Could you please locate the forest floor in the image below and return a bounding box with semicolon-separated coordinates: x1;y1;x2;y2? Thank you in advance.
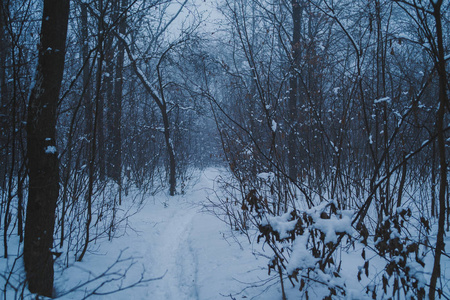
1;168;449;299
54;168;281;300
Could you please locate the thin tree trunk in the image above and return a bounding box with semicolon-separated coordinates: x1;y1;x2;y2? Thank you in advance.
0;0;8;192
288;0;301;181
0;0;10;257
4;87;15;258
97;0;106;181
17;163;24;243
431;140;437;217
107;0;125;184
105;10;115;180
98;93;106;180
82;3;93;165
114;0;126;198
396;152;407;208
78;0;105;262
162;108;176;196
24;0;70;296
429;1;447;298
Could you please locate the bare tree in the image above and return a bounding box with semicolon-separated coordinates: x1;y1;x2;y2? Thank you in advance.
426;1;448;297
24;0;70;296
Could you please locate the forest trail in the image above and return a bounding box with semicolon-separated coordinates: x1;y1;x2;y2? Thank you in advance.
129;168;257;300
144;197;199;300
54;168;273;300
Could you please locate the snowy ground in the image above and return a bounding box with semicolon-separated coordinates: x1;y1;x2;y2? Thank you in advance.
53;168;283;300
2;168;449;299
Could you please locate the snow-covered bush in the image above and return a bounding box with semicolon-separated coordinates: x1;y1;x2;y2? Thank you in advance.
360;207;428;299
210;166;441;299
243;189;354;299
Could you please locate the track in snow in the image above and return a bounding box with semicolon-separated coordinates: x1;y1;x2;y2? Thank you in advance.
146;201;199;300
56;169;273;300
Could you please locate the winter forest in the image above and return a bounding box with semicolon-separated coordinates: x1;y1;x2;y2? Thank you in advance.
0;0;449;299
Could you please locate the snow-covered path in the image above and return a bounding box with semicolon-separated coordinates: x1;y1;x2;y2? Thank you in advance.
143;198;199;299
55;168;276;300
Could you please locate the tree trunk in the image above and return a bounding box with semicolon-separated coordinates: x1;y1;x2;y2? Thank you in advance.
113;0;126;199
105;12;115;180
288;0;301;181
0;0;8;192
162;107;176;196
82;3;93;166
97;0;106;181
107;0;125;184
17;163;25;243
78;0;106;262
24;0;70;296
431;140;437;217
98;92;106;181
429;1;447;298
